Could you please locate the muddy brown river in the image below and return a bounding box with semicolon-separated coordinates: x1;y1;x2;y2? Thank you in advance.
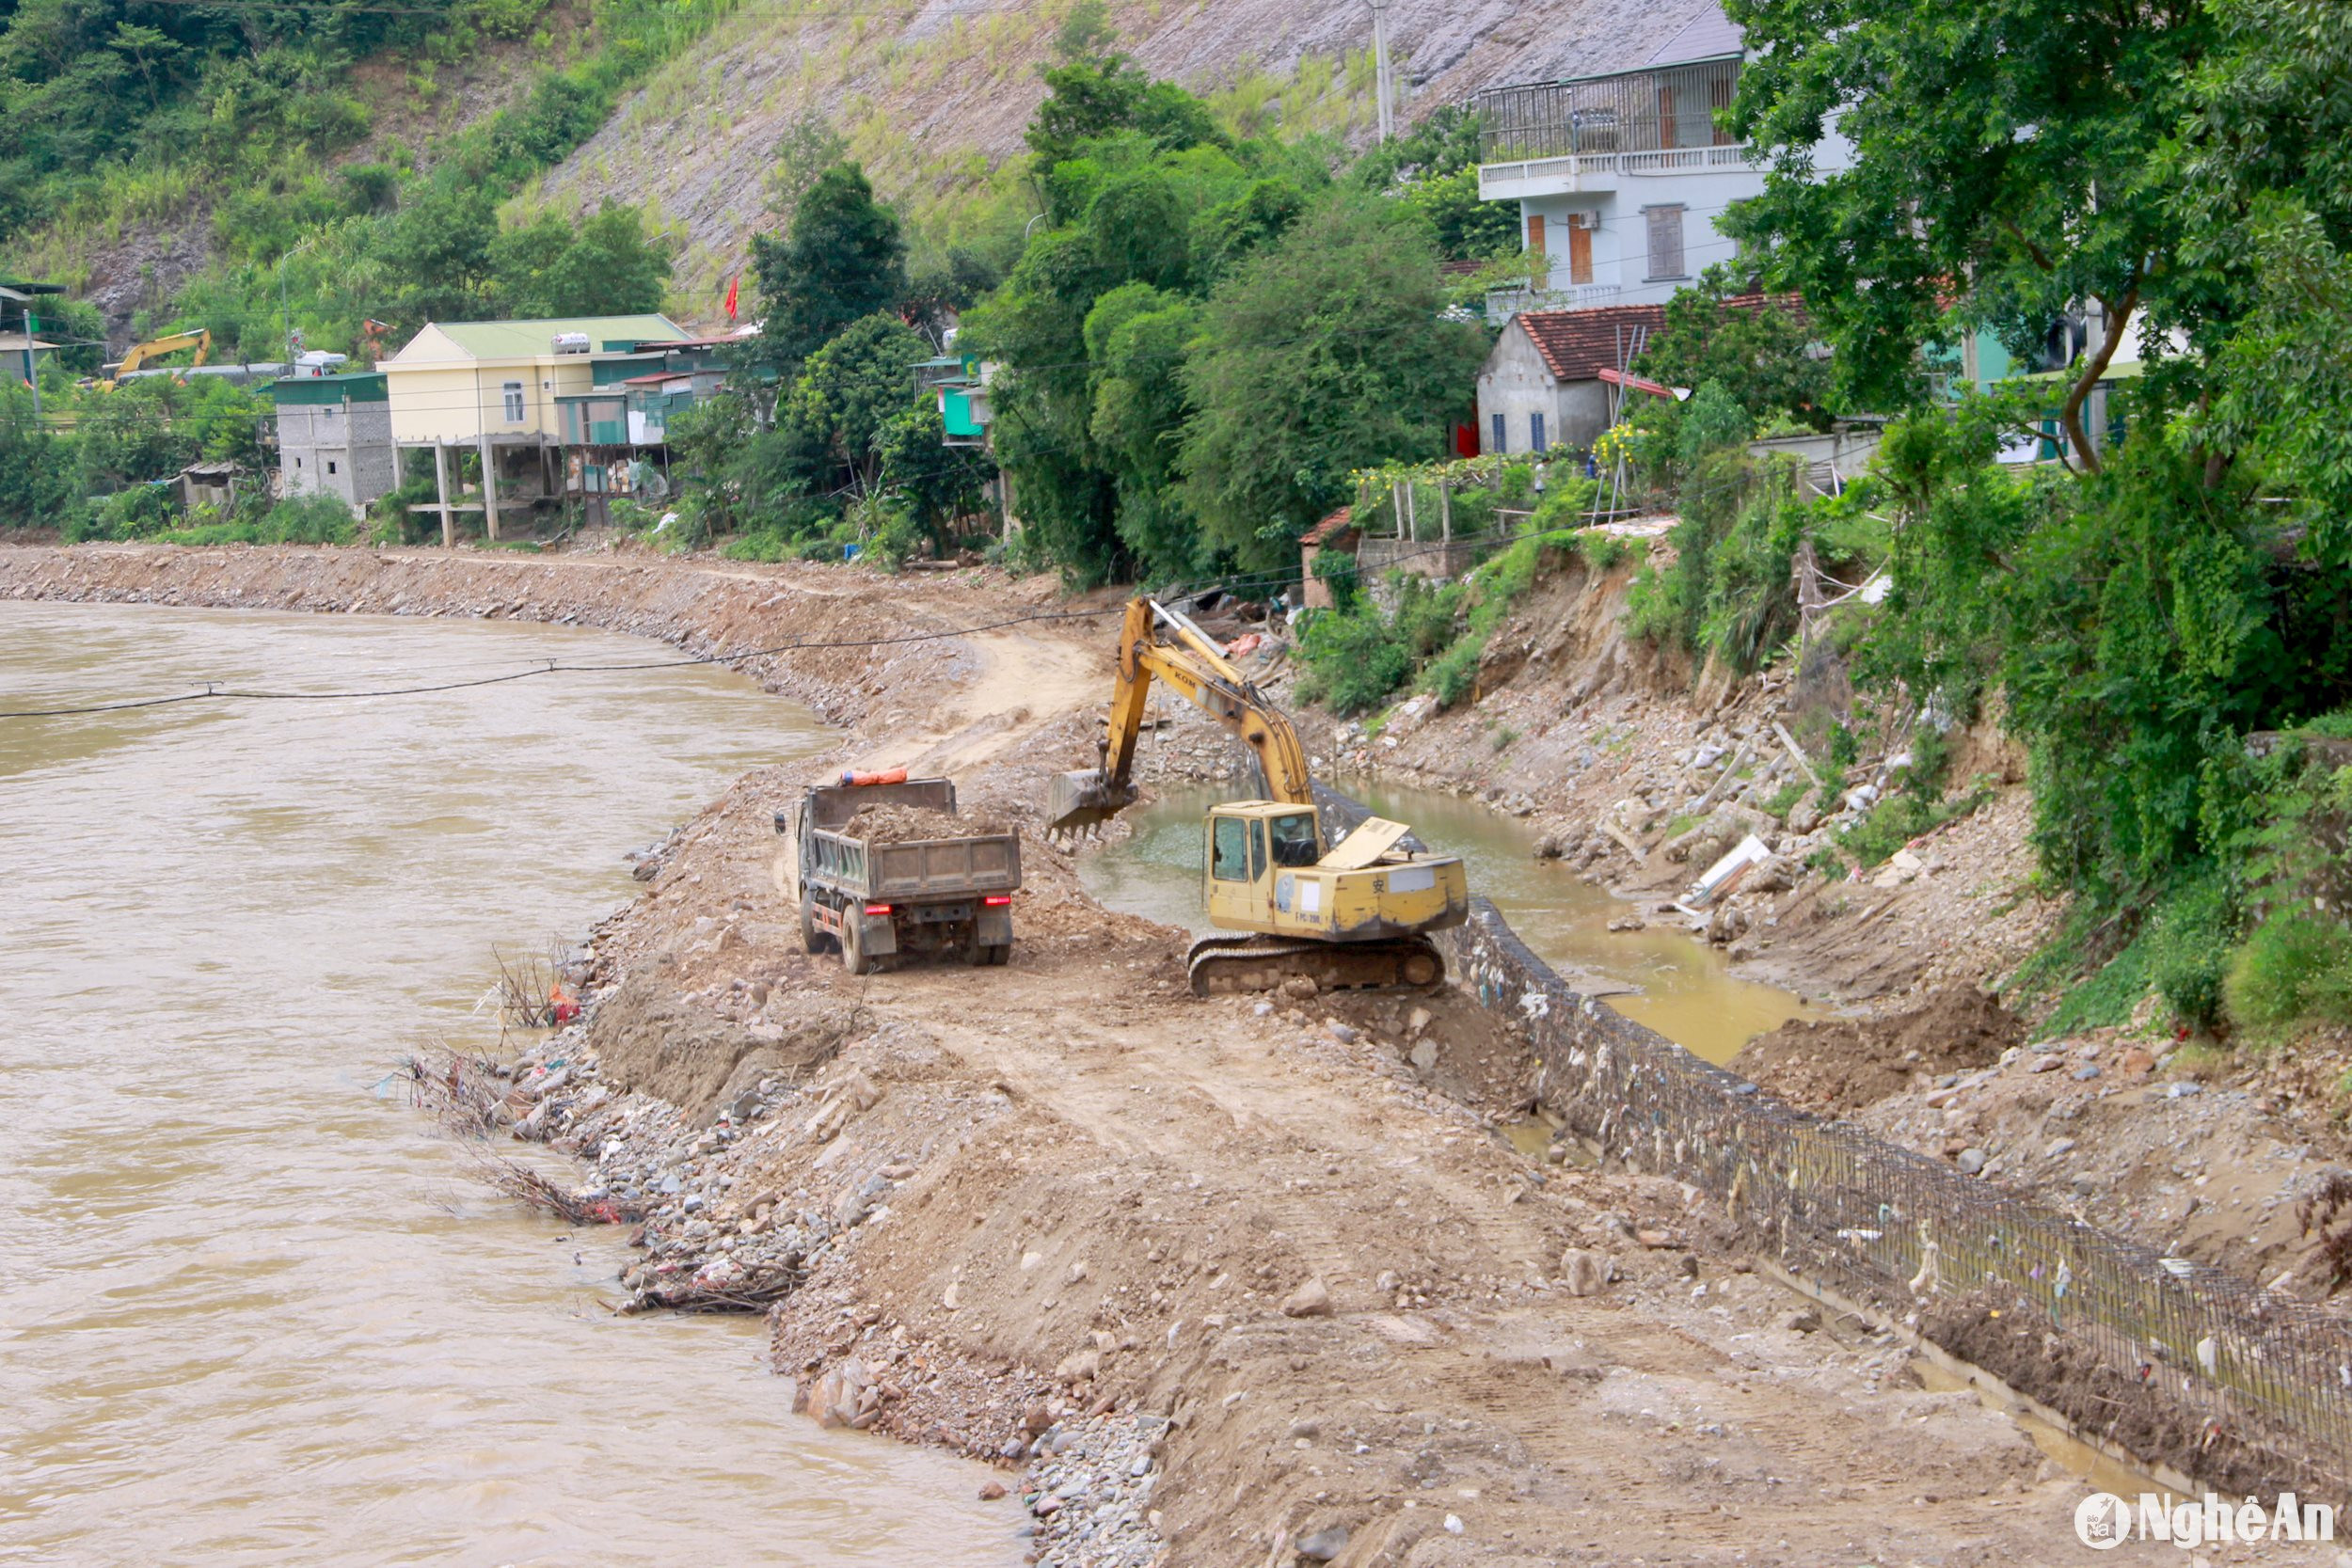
0;602;1017;1567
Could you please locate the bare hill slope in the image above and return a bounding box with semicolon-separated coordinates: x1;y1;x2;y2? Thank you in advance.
529;0;1715;310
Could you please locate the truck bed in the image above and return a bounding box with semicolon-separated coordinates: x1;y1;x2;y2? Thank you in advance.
793;777;1023;903
805;828;1021;901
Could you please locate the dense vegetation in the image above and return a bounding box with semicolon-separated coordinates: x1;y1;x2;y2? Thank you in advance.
1591;0;2352;1042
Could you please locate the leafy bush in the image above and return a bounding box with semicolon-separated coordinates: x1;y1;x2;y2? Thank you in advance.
2225;910;2352;1039
1296;600;1414;714
1836;785;1988;869
2144;874;2237;1032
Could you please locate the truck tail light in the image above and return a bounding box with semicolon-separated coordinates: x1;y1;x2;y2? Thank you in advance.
982;895;1011;907
864;903;893;916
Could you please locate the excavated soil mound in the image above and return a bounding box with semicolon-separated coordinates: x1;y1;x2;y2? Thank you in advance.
1734;984;2025;1117
589;970;856;1116
842;803;1005;843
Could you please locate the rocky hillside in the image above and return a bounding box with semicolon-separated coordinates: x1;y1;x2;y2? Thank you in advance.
531;0;1716;307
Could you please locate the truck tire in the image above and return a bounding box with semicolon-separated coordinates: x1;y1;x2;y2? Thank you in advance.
985;943;1011;966
966;933;1008;966
800;891;834;955
840;916;874;976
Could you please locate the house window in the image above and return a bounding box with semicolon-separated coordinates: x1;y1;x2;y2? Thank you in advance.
1531;412;1548;453
294;457;303;468
327;460;338;475
1645;205;1687;280
1490;412;1507;454
502;382;525;422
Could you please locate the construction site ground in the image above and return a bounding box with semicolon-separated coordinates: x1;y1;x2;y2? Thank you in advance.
3;541;2337;1565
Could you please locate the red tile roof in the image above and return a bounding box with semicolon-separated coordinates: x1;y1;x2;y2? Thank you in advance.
1513;293;1801;383
1516;305;1669;383
1302;507;1356;546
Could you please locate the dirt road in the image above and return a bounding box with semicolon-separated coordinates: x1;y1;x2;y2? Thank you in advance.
5;543;2301;1564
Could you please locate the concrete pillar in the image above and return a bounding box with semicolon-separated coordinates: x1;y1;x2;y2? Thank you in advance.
432;443;455;547
477;433;501;541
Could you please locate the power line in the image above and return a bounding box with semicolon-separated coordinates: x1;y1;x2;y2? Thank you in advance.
0;603;1121;720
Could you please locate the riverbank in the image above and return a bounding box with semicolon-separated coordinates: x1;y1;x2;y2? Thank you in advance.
2;542;2317;1563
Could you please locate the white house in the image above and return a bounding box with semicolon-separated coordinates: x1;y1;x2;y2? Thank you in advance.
1476;1;1851;315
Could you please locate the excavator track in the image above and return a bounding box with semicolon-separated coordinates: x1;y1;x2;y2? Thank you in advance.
1184;933;1446;998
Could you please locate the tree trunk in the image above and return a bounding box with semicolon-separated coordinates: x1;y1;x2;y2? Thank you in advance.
2059;279;2140;476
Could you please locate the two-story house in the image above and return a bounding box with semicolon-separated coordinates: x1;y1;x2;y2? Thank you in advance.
1475;2;1849;317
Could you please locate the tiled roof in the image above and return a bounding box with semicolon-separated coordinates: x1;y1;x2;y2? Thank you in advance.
1302;507;1356;546
1515;305;1670;383
1513;293;1799;383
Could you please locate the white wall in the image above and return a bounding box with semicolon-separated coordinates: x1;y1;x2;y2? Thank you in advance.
1474;322;1616;457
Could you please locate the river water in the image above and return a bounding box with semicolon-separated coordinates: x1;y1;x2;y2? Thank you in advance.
1082;782;1806;1064
0;602;1017;1568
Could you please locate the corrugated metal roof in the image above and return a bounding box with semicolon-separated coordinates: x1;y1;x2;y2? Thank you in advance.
1645;1;1741;67
272;372;389;404
400;315;689;361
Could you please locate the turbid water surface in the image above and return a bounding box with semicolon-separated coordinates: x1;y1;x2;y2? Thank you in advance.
0;600;1018;1568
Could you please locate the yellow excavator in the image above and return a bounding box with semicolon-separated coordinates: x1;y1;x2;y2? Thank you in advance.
100;328;211;389
1049;597;1470;995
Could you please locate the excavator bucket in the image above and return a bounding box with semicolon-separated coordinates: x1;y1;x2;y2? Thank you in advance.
1045;768;1137;835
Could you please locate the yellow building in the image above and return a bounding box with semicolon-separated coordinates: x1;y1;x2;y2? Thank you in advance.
380;314;689;542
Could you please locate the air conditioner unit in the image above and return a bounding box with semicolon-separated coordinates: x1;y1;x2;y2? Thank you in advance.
551;332;592;355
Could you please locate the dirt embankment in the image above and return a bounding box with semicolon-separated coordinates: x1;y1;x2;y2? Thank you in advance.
9;540;2306;1563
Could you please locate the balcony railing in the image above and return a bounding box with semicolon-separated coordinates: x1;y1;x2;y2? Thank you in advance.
1486;281;1622;320
1480;59;1742;163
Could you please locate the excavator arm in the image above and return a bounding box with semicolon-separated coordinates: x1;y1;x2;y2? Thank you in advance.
104;329;212;388
1048;598;1311;832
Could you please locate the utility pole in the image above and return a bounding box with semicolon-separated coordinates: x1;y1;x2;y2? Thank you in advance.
1371;0;1394;141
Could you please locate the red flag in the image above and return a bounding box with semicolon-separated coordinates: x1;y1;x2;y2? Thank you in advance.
723;274;739;323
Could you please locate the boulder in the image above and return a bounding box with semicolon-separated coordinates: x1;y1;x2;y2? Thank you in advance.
1559;1248;1615;1297
1281;1276;1334;1317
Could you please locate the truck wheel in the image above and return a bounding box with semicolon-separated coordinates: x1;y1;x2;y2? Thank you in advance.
984;943;1011;966
800;892;833;955
840;917;874;976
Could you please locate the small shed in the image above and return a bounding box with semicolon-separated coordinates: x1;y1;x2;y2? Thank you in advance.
1299;508;1359;609
177;461;239;512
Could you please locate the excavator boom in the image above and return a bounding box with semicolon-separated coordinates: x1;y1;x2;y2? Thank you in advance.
103;328;212;389
1046;598;1311;833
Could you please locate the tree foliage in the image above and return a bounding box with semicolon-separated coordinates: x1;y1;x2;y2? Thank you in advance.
748;162;909;372
1724;0;2215;465
1180;190;1487;573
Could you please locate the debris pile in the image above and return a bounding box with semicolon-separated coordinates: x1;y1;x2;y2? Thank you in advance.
843;802;972;843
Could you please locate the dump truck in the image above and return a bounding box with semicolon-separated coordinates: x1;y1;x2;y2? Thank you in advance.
1047;597;1469;995
779;774;1020;974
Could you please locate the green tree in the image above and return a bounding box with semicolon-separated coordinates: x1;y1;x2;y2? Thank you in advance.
1723;0;2217;464
1179;190;1487;572
1636;266;1831;432
2176;0;2352;537
748;162;908;372
1084;281;1200;578
492;200;673;319
379;182;501;330
782;312;930;493
1025;56;1227;210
